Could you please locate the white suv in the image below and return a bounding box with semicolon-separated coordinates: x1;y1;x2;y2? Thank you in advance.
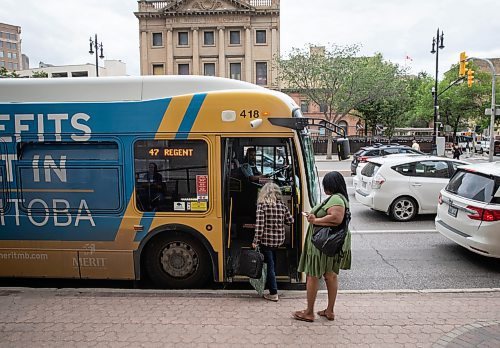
435;162;500;258
355;155;468;221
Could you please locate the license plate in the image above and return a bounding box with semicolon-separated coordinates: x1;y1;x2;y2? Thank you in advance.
362;181;367;189
448;205;458;217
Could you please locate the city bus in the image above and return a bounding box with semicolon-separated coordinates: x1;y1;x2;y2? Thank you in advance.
0;76;331;288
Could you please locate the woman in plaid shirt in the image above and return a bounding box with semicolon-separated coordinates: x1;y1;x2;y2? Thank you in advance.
252;182;294;302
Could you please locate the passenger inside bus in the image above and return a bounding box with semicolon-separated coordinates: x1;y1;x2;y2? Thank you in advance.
136;163;166;211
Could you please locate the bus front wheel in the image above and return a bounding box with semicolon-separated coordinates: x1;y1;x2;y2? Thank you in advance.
144;232;210;288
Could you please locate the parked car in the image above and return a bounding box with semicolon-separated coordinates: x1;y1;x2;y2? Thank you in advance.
474;139;490;154
435;162;500;258
354;155;468;221
350;144;423;175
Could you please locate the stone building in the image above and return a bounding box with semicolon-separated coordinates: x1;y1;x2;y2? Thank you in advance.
135;0;280;89
0;22;23;71
134;0;359;135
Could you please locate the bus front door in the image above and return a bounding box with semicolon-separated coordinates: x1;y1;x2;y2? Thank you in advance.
221;137;302;283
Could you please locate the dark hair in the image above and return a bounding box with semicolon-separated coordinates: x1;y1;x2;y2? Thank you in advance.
322;171;349;201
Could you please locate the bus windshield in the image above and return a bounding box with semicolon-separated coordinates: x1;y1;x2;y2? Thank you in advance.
294;110;320;206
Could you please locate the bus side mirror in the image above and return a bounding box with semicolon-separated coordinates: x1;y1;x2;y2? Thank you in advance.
337;138;350;160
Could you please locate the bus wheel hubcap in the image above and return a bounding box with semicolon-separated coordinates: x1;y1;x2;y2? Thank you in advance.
160;241;198;278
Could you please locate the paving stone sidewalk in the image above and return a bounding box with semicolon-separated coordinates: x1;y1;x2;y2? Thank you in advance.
0;288;499;347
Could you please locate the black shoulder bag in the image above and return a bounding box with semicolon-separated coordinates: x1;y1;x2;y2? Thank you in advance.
311;195;350;257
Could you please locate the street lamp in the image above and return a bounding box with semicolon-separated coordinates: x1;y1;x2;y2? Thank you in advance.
430;28;444;155
89;34;104;77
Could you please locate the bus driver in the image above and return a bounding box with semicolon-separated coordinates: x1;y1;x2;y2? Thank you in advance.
241;148;265;183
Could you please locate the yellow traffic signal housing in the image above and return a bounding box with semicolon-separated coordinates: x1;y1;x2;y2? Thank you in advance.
467;68;475;87
459;51;468;77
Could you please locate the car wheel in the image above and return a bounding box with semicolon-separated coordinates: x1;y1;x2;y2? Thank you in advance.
144;232;211;288
390;196;418;222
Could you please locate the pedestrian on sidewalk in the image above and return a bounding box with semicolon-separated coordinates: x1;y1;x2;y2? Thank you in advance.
293;171;351;322
252;182;294;302
412;139;420;151
452;144;462;160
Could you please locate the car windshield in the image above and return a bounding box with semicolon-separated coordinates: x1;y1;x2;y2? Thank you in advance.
446;170;500;204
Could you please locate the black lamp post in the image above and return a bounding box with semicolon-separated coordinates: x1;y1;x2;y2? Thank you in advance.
430;28;444;154
89;34;104;77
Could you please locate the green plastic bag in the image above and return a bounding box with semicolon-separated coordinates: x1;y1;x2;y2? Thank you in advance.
249;263;267;296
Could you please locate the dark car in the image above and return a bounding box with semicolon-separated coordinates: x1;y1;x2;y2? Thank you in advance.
350;144;424;175
495;138;500;156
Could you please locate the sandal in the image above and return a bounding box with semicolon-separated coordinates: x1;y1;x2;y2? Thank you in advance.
292;310;314;322
317;309;335;321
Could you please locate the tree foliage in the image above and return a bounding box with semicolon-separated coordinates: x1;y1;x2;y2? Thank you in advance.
32;71;48;78
0;67;19;78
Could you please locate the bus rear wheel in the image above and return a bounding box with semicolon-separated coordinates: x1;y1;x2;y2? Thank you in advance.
144;232;210;289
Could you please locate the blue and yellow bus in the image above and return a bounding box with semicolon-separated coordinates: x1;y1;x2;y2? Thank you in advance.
0;76;323;288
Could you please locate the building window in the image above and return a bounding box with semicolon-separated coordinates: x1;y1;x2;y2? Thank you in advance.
256;30;266;44
319;104;328;113
0;51;3;58
178;32;188;46
7;62;13;70
153;64;165;75
203;31;214;46
178;64;189;75
12;52;17;59
134;139;209;213
338;121;348;136
0;41;3;47
152;32;163;47
204;63;215;76
230;63;241;80
13;63;18;70
71;71;89;77
7;52;12;59
230;30;240;45
300;100;309;113
52;72;68;78
0;62;4;67
255;62;267;85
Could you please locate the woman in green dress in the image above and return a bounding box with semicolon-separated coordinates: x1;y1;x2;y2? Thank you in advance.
293;171;351;322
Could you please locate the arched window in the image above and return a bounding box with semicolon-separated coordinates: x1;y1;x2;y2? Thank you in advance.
356;122;364;136
337;120;348;137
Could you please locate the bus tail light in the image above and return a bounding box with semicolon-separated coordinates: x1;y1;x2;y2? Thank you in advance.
466;206;500;221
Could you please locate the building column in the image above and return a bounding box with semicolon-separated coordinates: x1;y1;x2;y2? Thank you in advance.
166;28;174;74
192;28;199;75
271;27;278;88
218;27;225;77
140;30;148;75
245;27;252;83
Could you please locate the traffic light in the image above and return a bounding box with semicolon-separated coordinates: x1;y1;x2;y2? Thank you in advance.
459;51;468;77
467;68;475;87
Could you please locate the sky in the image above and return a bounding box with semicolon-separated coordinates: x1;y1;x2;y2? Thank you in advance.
2;0;500;78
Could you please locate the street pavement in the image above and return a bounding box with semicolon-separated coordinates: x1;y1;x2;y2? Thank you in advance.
0;287;499;347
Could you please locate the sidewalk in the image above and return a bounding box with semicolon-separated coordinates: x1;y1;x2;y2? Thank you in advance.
0;288;499;347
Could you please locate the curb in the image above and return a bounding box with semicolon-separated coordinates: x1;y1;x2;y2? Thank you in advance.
3;287;500;298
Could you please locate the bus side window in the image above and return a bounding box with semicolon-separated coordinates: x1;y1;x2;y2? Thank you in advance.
134;139;208;213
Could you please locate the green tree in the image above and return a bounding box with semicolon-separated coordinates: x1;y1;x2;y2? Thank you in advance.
32;71;48;78
438;62;491;143
0;67;20;78
278;45;405;158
